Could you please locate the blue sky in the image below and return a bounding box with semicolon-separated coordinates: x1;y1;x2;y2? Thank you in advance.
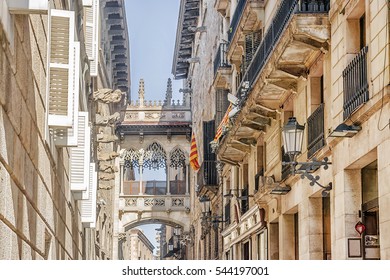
125;0;183;102
124;0;182;255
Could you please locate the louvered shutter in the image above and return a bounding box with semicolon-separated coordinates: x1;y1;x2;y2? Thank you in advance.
52;42;80;147
48;9;75;128
84;0;99;76
70;112;90;192
81;163;97;227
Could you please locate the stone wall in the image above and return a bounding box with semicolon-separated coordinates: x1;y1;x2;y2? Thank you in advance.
0;11;82;259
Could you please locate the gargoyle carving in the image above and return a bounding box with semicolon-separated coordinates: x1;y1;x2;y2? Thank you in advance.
93;88;124;104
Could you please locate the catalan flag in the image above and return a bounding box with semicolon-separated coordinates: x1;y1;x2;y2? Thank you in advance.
214;104;232;142
190;132;200;171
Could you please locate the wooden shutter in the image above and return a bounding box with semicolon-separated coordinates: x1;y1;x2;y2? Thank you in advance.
48;9;75;128
84;0;99;76
70;112;90;192
81;163;97;227
52;42;80;147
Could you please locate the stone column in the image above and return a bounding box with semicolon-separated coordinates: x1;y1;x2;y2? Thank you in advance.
299;197;323;259
279;214;295;259
166;159;171;195
139;164;144;195
119;161;124;195
377;140;390;259
332;169;361;259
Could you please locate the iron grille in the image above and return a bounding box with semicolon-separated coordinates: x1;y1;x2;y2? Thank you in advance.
307;103;325;158
343;46;369;120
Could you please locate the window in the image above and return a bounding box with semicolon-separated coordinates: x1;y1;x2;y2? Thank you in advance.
242;240;251;260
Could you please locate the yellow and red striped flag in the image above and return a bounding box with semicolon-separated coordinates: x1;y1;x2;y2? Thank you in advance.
190;132;200;171
214;104;232;142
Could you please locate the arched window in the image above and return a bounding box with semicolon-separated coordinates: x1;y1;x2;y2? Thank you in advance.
170;147;186;169
170;147;186;194
143;142;167;170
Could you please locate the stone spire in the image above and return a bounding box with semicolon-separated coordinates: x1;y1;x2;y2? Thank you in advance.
138;79;145;105
164;78;172;105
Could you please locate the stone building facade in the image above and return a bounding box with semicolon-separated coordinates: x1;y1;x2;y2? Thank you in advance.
119;228;155;260
173;0;390;260
0;0;130;260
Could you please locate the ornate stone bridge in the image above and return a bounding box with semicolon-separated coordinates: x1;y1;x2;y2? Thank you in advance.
113;79;192;258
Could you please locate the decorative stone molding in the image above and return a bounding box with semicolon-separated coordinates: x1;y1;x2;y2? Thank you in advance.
172;112;185;118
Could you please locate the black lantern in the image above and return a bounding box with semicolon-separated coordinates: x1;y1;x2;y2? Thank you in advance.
199;195;211;216
281;117;332;194
282;117;305;161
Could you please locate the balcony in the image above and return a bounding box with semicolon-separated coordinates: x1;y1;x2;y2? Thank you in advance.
197;160;219;193
213;42;232;89
227;0;266;65
228;0;247;43
122;180;185;195
236;0;330;109
307;103;325;158
343;46;369;120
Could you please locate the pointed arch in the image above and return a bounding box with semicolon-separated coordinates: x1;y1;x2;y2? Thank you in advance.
123;148;140;168
170;147;186;169
143;142;167;170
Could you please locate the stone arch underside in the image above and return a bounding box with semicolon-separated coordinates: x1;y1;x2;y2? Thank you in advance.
122;213;191;232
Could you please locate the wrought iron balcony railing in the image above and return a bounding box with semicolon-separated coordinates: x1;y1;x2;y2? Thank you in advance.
237;0;330;104
213;42;231;76
228;0;247;43
343;46;369;120
307;103;325;158
197;160;219;192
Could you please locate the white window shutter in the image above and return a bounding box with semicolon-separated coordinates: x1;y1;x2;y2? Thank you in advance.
48;9;75;128
81;163;97;227
52;42;80;147
70;112;90;192
84;0;99;76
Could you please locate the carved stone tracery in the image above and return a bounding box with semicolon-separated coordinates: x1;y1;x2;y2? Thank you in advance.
170;148;186;169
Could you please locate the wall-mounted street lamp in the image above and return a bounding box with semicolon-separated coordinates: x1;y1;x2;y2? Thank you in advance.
199;195;211;217
199;195;227;230
282;117;332;194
